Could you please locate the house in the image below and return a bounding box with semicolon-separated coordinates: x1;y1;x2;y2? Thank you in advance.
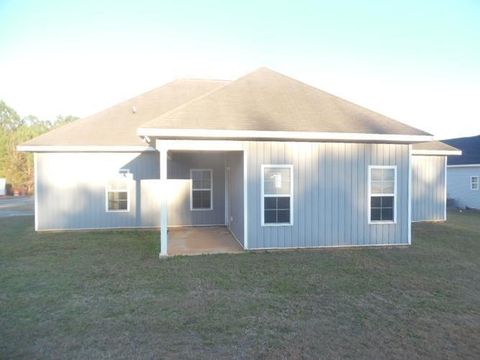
18;68;460;256
443;135;480;209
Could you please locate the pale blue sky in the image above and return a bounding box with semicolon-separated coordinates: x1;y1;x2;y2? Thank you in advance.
0;0;479;138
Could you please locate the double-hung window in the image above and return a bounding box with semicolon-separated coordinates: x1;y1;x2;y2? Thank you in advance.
369;166;396;223
106;172;130;212
262;165;293;226
191;169;213;210
471;176;479;191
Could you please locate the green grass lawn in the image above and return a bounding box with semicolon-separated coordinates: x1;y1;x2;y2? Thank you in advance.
1;211;479;359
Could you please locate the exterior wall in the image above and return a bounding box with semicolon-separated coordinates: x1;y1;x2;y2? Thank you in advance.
447;166;480;209
36;152;160;230
167;151;226;226
226;152;244;245
36;151;228;230
412;155;446;221
244;141;410;249
37;142;412;250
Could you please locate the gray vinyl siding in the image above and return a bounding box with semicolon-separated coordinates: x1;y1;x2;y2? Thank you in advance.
36;151;227;230
167;151;226;226
36;141;411;249
244;141;410;249
226;152;244;245
447;166;480;209
36;152;160;230
412;155;446;221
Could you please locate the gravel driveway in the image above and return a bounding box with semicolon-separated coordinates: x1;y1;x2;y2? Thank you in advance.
0;196;34;217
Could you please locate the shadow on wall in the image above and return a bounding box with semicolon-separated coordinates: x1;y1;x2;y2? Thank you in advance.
413;158;444;219
38;153;160;230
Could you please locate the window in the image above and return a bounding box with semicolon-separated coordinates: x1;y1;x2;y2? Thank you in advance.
106;173;130;212
369;166;396;223
472;176;479;191
190;169;213;210
262;165;293;226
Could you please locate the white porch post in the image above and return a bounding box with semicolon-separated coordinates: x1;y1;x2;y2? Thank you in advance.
159;147;168;256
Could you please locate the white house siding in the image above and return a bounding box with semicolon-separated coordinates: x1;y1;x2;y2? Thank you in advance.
412;155;446;221
447;166;480;209
244;142;410;249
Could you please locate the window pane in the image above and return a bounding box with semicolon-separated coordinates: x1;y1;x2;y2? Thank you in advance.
370;196;394;221
263;196;291;224
264;197;277;210
370;168;395;195
108;191;128;210
371;168;383;181
277;210;290;223
371;208;381;221
192;190;211;209
264;210;277;223
192;170;211;190
277;197;290;210
371;196;381;207
370;181;382;194
383;168;395;181
382;196;393;208
264;167;291;195
381;208;394;221
382;181;394;194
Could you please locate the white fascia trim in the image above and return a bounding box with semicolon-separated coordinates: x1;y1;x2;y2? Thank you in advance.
17;145;156;152
156;139;243;151
447;164;480;168
138;128;433;143
412;149;462;156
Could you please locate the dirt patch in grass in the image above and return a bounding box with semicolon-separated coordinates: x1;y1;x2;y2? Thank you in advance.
1;211;479;359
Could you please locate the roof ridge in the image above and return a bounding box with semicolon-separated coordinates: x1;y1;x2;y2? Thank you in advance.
140;76;246;128
260;68;432;136
140;68;281;128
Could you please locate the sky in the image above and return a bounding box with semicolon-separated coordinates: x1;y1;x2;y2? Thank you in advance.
0;0;479;139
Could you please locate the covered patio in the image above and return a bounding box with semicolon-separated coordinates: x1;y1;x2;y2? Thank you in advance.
155;140;247;256
168;226;243;256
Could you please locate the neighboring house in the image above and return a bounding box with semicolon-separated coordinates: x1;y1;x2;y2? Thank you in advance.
443;135;480;209
18;68;460;255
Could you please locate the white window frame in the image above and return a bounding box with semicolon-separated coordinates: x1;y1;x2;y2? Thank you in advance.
368;165;397;224
261;164;294;226
105;184;130;212
190;169;213;211
471;176;479;191
105;168;132;212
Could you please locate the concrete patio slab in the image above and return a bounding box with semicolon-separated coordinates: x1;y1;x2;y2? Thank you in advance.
168;226;243;256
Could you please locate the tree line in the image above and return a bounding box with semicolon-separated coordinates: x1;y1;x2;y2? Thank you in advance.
0;100;77;194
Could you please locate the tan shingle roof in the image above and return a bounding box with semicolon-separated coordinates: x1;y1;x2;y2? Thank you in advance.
412;141;461;154
141;67;431;136
21;79;229;146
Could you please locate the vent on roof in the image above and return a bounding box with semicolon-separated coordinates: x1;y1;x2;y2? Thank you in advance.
131;106;137;114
